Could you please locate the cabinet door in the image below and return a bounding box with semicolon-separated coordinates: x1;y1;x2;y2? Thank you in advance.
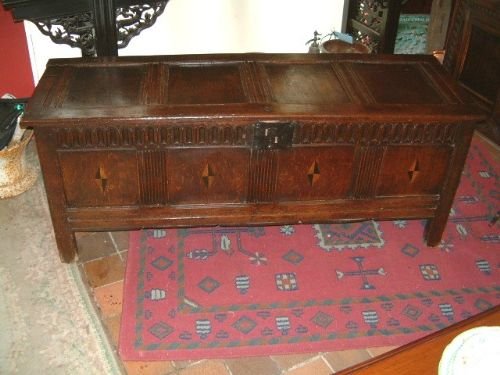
276;146;355;201
166;148;250;204
376;145;451;196
59;150;139;207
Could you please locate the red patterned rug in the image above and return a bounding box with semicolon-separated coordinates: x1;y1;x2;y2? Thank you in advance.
119;136;499;360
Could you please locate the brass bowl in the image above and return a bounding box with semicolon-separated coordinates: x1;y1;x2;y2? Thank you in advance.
320;40;370;54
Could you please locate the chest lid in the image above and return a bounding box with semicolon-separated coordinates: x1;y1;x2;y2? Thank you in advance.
23;53;485;127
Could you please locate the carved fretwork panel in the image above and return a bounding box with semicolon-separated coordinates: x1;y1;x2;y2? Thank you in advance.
166;148;250;204
116;2;167;49
347;0;402;53
35;13;96;57
58;150;139;207
276;147;355;202
30;1;168;57
376;145;452;196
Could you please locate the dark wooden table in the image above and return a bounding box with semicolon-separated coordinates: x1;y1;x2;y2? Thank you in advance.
337;305;500;374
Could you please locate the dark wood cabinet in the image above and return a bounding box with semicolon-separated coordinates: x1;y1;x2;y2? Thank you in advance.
443;0;500;143
22;53;485;262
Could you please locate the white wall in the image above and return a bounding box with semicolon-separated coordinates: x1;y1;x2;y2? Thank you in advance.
25;0;345;84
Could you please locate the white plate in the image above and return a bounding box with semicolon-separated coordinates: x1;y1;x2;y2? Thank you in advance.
439;326;500;375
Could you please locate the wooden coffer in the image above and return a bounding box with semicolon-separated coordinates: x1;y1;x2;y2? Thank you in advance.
23;53;485;262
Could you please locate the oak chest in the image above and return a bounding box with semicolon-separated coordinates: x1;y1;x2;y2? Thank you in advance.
23;53;485;262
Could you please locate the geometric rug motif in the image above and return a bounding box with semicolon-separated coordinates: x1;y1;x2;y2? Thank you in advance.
119;136;500;360
315;221;385;251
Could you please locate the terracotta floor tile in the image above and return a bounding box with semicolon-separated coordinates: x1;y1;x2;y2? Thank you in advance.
172;360;196;370
124;360;176;375
93;280;124;318
226;356;281;375
178;360;229;375
271;353;318;371
103;314;121;347
77;232;116;262
367;346;398;358
83;253;126;288
111;231;130;252
75;232;92;240
324;349;372;372
285;358;331;375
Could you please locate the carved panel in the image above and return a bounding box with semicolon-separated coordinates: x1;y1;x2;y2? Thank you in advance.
138;150;168;205
248;150;278;202
352;146;385;198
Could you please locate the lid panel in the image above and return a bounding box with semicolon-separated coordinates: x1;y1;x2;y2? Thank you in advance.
350;62;445;104
167;64;247;105
65;66;146;108
263;63;351;105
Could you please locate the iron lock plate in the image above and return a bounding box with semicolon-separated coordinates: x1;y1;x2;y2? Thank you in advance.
253;121;295;150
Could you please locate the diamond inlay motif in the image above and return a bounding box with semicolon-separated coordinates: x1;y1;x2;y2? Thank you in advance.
95;166;108;192
408;159;420;182
307;160;321;186
202;163;215;188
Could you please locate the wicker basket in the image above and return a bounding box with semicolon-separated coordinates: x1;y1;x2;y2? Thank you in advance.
0;129;37;199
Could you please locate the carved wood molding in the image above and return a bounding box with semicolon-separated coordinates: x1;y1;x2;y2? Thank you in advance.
55;122;462;150
55;125;251;149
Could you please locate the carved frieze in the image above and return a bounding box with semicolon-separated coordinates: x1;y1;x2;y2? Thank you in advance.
292;122;459;146
56;125;251;148
56;122;460;149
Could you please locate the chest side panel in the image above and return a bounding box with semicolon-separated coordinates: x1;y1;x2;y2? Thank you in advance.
58;150;139;207
276;146;355;201
376;145;452;196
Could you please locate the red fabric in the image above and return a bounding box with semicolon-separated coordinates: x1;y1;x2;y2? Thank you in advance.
0;7;34;97
120;137;499;360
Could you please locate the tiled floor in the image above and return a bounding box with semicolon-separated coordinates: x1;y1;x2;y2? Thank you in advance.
76;231;397;375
